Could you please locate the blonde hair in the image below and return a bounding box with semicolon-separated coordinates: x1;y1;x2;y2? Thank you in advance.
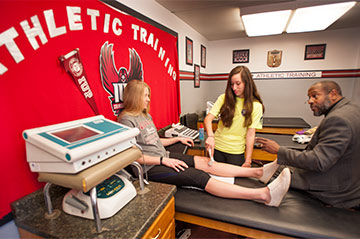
121;80;150;116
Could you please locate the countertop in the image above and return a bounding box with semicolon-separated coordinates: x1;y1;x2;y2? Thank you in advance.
11;181;176;238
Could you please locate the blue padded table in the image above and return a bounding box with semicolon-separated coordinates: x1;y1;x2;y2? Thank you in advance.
175;177;360;238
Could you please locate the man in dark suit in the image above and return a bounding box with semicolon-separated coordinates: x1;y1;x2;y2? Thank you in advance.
256;81;360;209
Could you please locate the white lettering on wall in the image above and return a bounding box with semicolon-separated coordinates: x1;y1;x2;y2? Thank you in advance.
154;38;158;51
44;9;66;38
103;13;110;33
131;24;139;40
67;6;83;31
172;70;176;81
131;24;176;82
0;27;24;75
140;27;147;43
164;57;169;67
0;6;173;82
87;9;100;31
147;32;154;48
20;15;48;50
158;47;165;61
112;18;122;36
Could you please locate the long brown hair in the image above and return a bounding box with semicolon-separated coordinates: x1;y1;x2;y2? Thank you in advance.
220;66;264;128
120;80;150;117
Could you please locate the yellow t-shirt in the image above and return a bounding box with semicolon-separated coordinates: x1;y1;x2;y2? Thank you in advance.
210;94;263;154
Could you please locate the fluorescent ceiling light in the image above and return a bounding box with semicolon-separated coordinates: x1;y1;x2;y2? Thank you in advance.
242;10;292;37
286;1;356;33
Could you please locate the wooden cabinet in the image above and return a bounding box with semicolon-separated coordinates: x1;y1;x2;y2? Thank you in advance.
143;197;175;239
251;148;277;161
256;127;303;135
162;218;175;239
197;121;218;132
18;228;42;239
186;148;206;156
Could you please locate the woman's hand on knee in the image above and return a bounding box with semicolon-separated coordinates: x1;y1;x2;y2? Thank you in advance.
163;157;189;172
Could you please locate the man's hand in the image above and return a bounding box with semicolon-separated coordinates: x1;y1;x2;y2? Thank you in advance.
255;137;280;154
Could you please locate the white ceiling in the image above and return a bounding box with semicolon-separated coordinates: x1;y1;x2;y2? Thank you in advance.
154;0;360;40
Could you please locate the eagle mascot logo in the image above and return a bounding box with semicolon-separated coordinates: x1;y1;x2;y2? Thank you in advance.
100;41;143;116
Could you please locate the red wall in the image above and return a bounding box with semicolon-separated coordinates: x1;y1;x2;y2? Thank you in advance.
0;0;180;218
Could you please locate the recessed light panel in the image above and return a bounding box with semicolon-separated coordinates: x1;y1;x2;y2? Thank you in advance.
286;1;356;33
242;10;292;37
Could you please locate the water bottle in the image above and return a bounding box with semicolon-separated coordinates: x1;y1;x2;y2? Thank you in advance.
199;124;204;141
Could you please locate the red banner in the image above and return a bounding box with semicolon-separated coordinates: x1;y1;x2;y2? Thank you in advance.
0;0;179;218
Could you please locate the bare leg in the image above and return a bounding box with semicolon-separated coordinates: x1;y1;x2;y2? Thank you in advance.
194;156;263;178
205;178;270;202
204;168;291;207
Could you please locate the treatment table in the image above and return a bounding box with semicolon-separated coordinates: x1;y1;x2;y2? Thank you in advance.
197;116;311;135
166;141;360;238
174;177;360;238
161;127;360;238
187;133;307;161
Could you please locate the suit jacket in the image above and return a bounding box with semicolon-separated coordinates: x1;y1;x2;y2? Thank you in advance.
278;98;360;208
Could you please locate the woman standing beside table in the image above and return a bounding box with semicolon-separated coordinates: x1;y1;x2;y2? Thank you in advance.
205;66;264;167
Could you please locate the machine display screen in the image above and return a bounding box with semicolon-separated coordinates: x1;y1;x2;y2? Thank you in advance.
52;126;99;143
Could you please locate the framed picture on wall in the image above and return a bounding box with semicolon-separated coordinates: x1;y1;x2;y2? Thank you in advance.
186;37;193;65
233;49;250;63
304;44;326;60
194;64;200;88
201;45;206;68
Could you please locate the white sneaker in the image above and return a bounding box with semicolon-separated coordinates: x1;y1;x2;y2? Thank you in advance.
266;168;291;207
259;159;279;184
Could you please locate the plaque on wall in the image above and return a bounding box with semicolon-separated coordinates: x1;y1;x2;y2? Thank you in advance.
267;50;282;68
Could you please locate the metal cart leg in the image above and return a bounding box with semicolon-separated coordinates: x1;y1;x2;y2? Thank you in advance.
131;161;145;191
43;183;61;219
43;182;53;215
90;187;102;233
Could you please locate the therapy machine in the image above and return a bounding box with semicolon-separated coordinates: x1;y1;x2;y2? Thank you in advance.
23;115;139;174
62;172;136;219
